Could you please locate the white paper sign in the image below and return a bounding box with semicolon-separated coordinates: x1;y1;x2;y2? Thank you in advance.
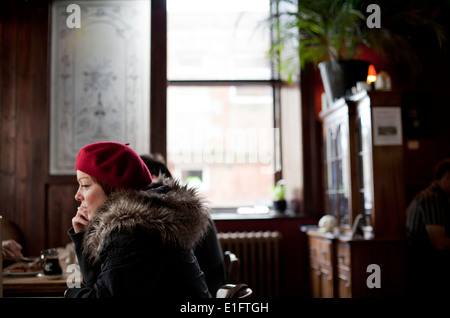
372;107;403;146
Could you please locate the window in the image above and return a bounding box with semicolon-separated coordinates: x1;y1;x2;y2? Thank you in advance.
167;0;281;210
167;0;272;80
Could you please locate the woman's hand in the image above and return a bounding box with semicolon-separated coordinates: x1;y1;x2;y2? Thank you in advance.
2;239;23;260
72;206;89;233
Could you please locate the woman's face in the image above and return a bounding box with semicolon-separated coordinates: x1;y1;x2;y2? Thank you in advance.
75;170;107;220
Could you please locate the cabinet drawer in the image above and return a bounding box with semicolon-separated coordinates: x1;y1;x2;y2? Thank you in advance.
310;259;335;298
336;243;350;267
337;267;352;298
309;238;320;259
310;238;333;263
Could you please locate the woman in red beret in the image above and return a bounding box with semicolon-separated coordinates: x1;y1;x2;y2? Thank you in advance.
65;141;212;298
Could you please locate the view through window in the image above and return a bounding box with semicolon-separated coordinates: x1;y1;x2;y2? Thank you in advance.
167;0;279;210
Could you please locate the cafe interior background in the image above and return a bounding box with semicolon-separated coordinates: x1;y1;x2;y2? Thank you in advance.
1;0;450;298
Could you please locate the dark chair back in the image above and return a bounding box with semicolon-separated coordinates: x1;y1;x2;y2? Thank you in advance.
224;250;239;283
216;283;253;298
218;251;253;298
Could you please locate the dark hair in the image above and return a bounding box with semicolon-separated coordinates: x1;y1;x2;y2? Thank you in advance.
91;176;119;196
140;154;173;178
434;159;450;180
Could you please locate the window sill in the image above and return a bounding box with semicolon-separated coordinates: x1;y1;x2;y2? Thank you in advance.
211;209;300;221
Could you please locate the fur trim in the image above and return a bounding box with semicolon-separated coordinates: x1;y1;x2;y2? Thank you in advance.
82;177;212;263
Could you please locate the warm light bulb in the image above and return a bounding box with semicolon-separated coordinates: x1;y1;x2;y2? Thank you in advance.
367;64;377;84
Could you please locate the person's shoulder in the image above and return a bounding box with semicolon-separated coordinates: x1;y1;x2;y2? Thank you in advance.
422;183;443;199
409;183;445;212
414;183;440;199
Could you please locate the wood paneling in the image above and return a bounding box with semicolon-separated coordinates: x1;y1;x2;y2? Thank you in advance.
368;93;406;237
150;0;167;158
300;63;323;216
0;0;48;255
0;0;19;236
47;182;78;249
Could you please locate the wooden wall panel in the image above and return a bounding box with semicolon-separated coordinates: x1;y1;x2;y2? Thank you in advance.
16;0;35;253
150;0;167;157
0;0;49;255
300;63;323;216
47;183;78;249
368;93;406;237
0;0;19;237
29;0;50;254
372;146;406;237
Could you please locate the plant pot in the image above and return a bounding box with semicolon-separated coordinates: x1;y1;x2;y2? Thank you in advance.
272;200;287;213
318;60;371;106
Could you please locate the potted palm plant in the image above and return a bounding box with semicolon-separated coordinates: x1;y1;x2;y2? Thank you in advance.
268;0;446;103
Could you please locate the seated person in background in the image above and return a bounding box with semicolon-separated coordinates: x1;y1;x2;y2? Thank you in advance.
140;154;227;295
2;219;25;264
140;153;172;179
2;239;23;261
66;142;211;298
406;158;450;297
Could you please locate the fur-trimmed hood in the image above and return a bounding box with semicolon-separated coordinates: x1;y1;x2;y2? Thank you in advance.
82;177;212;263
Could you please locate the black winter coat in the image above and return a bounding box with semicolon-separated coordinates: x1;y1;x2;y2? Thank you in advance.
65;177;212;298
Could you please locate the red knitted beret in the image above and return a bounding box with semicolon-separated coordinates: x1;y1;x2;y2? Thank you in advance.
75;142;152;190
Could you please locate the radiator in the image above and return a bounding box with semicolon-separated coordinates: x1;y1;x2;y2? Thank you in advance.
217;231;282;298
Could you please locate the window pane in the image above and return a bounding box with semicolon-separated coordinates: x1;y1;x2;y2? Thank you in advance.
167;0;272;80
167;85;275;208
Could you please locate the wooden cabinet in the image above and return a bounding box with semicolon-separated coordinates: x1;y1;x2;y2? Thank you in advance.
337;238;406;298
307;230;407;298
321;99;353;230
336;242;351;298
308;233;336;298
320;91;405;236
319;90;406;236
308;90;407;298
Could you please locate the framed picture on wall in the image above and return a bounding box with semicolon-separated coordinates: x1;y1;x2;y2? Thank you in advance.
372;107;403;146
49;0;150;175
